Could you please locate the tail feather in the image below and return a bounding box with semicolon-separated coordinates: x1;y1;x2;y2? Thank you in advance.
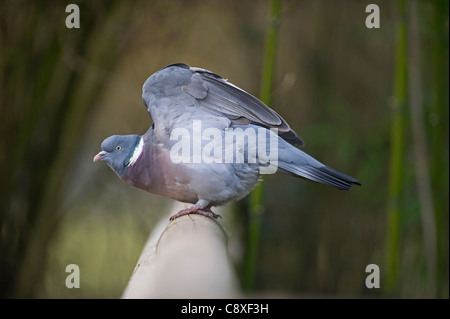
264;133;361;190
318;165;361;186
313;165;361;190
278;163;360;190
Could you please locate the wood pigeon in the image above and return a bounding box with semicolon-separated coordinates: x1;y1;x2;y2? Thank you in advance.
94;63;360;220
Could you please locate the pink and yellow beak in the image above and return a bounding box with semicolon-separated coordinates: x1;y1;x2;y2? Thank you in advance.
93;151;107;163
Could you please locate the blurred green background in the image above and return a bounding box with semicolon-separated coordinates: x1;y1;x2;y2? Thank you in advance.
0;0;448;298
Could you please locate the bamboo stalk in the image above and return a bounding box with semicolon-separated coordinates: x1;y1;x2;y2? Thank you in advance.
407;0;437;297
385;0;407;294
243;0;282;291
122;206;239;298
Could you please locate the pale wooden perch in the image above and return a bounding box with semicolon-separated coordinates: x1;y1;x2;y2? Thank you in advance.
122;206;240;298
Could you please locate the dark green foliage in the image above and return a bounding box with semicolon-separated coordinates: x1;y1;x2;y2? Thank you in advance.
0;1;138;297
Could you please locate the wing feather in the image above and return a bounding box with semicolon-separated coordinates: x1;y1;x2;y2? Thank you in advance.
185;66;304;146
143;63;304;146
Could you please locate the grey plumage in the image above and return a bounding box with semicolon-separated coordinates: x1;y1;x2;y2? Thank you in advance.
94;63;360;220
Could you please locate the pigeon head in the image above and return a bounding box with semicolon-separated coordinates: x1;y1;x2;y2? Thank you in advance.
93;134;143;178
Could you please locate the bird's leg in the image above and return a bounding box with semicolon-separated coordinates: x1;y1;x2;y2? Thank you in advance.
169;203;202;221
169;203;222;221
197;205;222;220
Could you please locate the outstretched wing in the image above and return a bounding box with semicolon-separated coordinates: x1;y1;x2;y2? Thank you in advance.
142;63;303;146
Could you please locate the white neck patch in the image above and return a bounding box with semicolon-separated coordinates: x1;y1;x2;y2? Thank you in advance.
127;137;144;167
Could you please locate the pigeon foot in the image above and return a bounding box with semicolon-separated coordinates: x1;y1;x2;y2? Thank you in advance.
169;204;222;221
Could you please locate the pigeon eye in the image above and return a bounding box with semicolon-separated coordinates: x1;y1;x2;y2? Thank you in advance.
115;145;122;151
